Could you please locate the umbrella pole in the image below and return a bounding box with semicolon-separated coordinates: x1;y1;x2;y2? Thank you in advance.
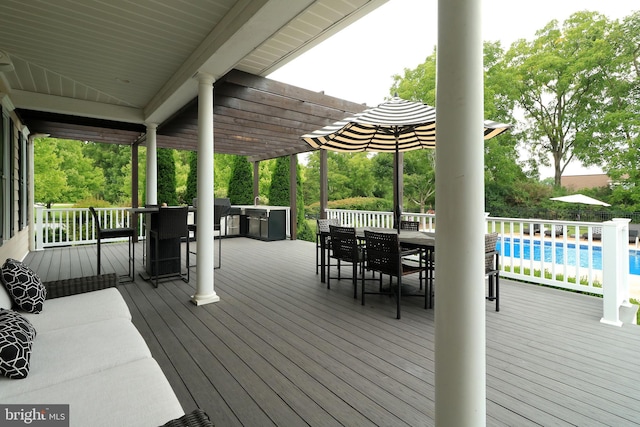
394;131;401;233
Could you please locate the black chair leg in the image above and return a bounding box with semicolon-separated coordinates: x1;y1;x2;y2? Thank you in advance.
495;276;500;312
96;239;101;275
154;235;159;288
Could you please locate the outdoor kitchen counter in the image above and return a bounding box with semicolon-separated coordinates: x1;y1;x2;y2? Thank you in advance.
232;205;290;241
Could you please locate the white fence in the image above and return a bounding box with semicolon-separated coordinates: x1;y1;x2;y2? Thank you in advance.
326;208;634;326
34;206;143;250
34;206;635;325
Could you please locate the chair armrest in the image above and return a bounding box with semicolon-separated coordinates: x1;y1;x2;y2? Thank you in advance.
44;273;118;299
400;248;422;257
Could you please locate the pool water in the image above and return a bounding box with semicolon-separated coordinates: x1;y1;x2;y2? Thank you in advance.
497;238;640;276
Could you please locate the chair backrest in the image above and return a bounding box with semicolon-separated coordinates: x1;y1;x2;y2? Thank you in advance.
88;207;101;233
157;207;189;240
317;218;340;234
485;232;499;273
400;220;419;231
329;225;358;263
364;230;400;277
214;198;231;226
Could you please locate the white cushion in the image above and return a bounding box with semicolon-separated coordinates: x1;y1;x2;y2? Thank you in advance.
0;317;151;399
22;288;131;332
0;284;12;310
4;358;184;427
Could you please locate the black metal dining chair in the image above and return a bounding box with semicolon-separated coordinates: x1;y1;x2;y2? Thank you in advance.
362;230;424;319
149;206;189;287
400;220;420;231
89;207;135;282
316;218;340;274
327;225;362;298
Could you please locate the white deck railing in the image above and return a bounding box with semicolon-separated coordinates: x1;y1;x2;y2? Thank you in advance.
326;208;634;326
34;206;143;250
34;206;634;325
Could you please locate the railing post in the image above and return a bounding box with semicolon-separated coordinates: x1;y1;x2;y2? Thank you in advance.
601;218;631;326
35;205;44;251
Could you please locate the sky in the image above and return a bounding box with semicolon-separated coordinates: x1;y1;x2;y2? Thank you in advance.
268;0;638;178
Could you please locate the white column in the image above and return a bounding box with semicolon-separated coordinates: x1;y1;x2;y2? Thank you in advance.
27;135;36;251
145;123;158;205
192;72;219;306
601;218;631;326
435;0;486;426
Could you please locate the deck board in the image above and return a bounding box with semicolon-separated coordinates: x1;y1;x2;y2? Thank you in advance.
23;237;640;426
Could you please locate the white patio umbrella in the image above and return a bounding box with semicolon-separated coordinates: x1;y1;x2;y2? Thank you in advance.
302;96;511;231
550;194;611;207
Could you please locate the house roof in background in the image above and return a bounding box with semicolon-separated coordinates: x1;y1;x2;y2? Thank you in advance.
561;174;611;190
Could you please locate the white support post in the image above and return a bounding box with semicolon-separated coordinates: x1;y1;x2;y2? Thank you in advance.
436;0;486;425
192;72;219;306
28;135;36;251
34;205;44;251
601;218;631;326
145;123;158;205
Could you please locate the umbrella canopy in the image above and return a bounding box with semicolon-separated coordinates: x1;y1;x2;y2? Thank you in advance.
301;96;511;230
301;96;510;152
550;194;611;207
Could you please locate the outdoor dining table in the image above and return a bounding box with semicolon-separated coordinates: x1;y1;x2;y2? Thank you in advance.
319;226;436;290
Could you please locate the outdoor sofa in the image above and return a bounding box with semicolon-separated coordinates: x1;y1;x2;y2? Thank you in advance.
0;260;212;427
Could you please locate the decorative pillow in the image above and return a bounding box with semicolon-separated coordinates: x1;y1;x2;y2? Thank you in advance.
0;309;36;379
0;259;46;313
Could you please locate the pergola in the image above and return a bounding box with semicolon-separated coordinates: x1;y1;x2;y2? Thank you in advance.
17;69;367;161
16;68;369;234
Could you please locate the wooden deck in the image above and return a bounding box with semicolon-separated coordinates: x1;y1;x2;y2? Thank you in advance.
23;237;640;426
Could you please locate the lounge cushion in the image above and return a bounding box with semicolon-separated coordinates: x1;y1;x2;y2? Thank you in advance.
0;309;36;379
3;358;184;427
0;317;151;399
1;259;46;313
21;288;131;333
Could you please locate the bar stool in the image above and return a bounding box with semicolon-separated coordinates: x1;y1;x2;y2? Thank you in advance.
142;204;158;268
149;206;189;288
89;207;135;282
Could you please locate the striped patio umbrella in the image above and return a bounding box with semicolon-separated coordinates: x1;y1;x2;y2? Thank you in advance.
301;96;511;231
301;96;510;152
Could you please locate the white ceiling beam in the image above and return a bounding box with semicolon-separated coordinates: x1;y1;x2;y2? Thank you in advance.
10;90;144;123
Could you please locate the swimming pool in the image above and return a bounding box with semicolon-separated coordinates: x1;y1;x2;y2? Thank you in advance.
497;237;640;276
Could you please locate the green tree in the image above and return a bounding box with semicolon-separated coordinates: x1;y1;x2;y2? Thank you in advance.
174;150;189;203
404;150;435;212
55;139;105;201
296;163;314;241
82;142;132;203
34;138;67;207
268;156;290;206
227;155;253;204
185;150;198;204
157;148;177;205
502;11;617;186
580;11;640;207
214;153;235;198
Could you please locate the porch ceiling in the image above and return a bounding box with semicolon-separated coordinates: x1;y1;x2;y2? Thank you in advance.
0;0;383;160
